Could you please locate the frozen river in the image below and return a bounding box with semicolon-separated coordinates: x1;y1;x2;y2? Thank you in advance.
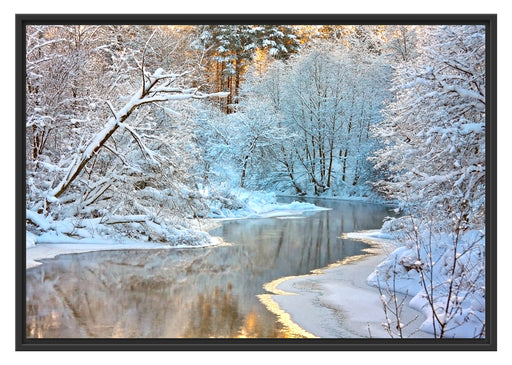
26;198;396;338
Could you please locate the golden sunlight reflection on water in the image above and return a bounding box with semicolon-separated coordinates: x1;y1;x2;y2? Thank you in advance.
26;199;396;338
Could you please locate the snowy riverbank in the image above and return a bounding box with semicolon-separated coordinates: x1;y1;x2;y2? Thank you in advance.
208;189;331;219
367;226;486;338
26;192;329;269
261;225;486;339
259;230;431;338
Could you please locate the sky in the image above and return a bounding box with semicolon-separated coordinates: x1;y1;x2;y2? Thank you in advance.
2;0;509;364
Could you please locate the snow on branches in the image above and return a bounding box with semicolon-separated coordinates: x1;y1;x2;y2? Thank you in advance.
369;25;486;338
371;25;486;229
49;68;229;200
25;26;231;245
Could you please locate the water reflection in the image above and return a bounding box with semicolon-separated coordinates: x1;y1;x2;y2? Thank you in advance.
26;198;395;338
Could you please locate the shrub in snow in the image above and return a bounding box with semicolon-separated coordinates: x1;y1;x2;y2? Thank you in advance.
368;227;485;338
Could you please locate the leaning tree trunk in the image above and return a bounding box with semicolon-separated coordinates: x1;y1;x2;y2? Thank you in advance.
49;68;228;200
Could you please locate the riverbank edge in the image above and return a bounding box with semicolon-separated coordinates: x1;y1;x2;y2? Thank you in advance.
276;193;397;206
262;230;431;338
25;218;225;270
25;198;330;270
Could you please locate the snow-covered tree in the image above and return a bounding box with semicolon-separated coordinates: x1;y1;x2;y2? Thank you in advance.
252;42;391;197
26;25;124;212
370;25;486;338
191;25;300;113
242;61;306;194
372;25;485;228
382;25;418;63
26;26;229;244
230;99;291;189
193;95;290;191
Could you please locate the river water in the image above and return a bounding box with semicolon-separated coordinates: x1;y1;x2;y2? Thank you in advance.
26;198;396;338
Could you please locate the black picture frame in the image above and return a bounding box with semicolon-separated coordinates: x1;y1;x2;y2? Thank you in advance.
16;13;497;351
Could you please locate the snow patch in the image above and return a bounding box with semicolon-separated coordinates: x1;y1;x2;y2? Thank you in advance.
208;189;330;219
25;188;327;269
260;232;430;338
366;228;485;338
26;233;223;270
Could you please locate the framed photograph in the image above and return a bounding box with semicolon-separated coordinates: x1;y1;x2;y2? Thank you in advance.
16;14;497;351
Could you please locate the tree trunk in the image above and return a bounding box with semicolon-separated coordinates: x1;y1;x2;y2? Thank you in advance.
281;148;304;195
342;148;348;182
352;160;359;186
240;155;249;188
51;117;122;199
327;140;334;188
49;71;229;200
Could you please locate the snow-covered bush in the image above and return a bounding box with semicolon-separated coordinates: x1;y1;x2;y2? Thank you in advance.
368;226;485;338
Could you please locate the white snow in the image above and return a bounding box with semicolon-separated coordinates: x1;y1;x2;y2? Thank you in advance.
26;209;51;230
228;200;329;219
207;189;330;219
365;227;486;338
26;190;327;269
260;230;430;338
26;230;224;269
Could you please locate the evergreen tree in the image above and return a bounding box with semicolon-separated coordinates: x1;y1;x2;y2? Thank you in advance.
192;25;300;112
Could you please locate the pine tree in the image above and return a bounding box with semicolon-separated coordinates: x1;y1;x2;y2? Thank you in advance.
192;25;300;113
